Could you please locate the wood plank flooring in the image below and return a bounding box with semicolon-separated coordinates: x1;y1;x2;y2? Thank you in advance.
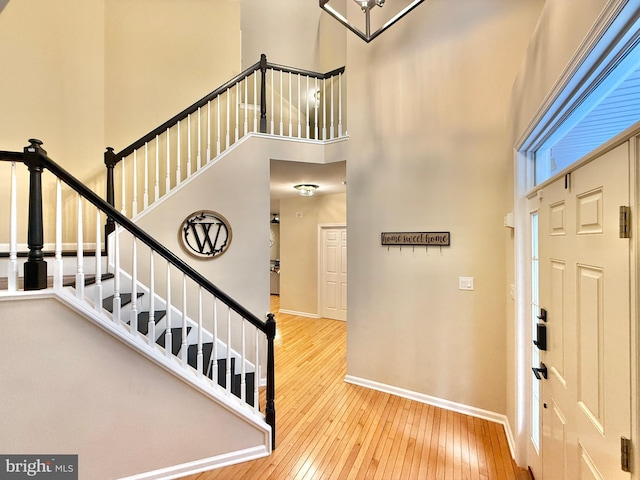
183;296;529;480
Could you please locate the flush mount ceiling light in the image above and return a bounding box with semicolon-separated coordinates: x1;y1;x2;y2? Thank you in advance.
294;184;319;196
320;0;424;43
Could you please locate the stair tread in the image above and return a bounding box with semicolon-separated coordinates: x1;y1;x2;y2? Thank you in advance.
63;273;114;288
126;310;167;335
103;292;144;312
187;342;213;371
156;327;192;356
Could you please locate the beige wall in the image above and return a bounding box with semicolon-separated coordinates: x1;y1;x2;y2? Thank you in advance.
0;0;105;178
0;296;267;479
240;0;345;73
105;0;241;151
345;0;543;415
509;0;611;144
280;193;346;316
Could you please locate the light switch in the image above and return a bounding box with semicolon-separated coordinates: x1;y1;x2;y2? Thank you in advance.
459;277;474;290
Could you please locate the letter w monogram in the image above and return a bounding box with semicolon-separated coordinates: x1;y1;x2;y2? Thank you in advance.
189;222;224;255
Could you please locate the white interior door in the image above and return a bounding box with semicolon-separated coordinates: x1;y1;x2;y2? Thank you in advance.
535;141;631;479
320;226;347;321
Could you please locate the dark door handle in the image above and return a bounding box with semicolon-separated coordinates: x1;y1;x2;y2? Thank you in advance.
532;363;548;380
533;323;547;350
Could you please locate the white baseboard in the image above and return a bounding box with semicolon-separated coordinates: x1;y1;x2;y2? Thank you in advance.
277;308;319;319
118;445;270;480
344;375;516;459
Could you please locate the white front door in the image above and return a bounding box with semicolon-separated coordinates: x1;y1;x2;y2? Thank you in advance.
320;226;347;321
534;141;631;478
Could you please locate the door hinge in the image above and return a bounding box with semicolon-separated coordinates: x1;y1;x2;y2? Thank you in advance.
621;436;632;472
620;206;631;239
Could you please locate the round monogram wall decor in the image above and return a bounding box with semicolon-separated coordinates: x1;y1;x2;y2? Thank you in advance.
179;211;232;259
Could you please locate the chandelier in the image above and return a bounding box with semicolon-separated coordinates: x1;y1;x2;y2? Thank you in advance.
320;0;425;43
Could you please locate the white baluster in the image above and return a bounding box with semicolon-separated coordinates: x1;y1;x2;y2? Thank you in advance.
270;69;275;134
197;107;202;169
207;101;211;163
314;77;319;140
187;114;192;177
216;96;221;156
338;72;343;137
280;70;284;136
176;120;181;185
244;78;248;136
323;78;327;140
75;196;84;299
148;250;156;346
120;160;126;216
297;73;301;138
113;224;121;323
197;287;203;378
7;162;18;292
130;236;138;336
132;150;138;216
254;328;260;413
154;135;160;202
253;73;258;132
143;143;149;209
94;209;102;311
165;263;172;358
211;299;218;384
181;274;188;367
235;84;240;142
165;128;171;194
288;72;293;137
226;89;231;150
306;76;310;139
53;178;63;290
241;319;246;402
226;307;232;394
330;76;335;139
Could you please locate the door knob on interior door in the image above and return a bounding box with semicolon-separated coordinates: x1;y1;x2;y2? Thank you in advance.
532;362;548;380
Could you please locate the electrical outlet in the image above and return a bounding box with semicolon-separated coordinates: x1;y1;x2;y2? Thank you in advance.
459;277;474;291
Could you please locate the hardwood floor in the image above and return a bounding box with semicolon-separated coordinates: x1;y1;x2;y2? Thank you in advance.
184;296;529;480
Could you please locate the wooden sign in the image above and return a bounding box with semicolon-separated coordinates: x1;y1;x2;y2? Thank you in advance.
381;232;450;246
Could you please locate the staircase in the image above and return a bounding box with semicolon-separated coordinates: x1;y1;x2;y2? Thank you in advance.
0;55;347;478
0;141;277;479
66;271;256;406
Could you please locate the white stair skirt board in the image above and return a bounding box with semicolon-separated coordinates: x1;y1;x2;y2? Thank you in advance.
117;445;269;480
344;375;516;460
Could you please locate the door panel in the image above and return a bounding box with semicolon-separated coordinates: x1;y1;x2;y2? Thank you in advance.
321;227;347;321
536;141;631;479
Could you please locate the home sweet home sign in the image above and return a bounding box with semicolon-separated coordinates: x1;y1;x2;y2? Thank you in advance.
381;232;450;246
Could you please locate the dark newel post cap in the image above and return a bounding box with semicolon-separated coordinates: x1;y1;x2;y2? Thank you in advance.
104;146;117;166
260;53;267;70
26;138;46;154
266;313;276;339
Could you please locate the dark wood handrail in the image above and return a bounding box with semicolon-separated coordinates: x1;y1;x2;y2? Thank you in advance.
110;54;345;163
1;143;269;333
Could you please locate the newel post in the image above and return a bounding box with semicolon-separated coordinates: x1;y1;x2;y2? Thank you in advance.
104;147;117;241
259;53;268;134
265;312;277;448
23;139;47;290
